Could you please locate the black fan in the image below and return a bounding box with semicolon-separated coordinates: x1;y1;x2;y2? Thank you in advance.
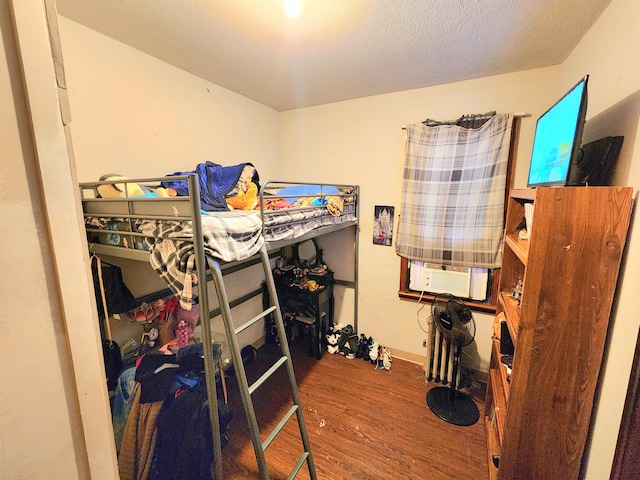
426;293;480;426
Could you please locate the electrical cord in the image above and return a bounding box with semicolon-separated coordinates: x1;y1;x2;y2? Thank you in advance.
415;289;431;333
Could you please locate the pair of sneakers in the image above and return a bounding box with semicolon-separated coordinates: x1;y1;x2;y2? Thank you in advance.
377;346;392;371
368;340;392;371
357;334;373;361
337;324;358;359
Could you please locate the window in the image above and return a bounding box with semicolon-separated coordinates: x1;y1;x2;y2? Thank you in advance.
397;115;522;312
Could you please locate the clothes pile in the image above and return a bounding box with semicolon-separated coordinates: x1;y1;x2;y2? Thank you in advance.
114;343;232;480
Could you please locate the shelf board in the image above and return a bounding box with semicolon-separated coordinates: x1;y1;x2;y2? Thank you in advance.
490;367;507;445
505;233;528;265
498;291;520;345
510;188;536;202
484;415;500;480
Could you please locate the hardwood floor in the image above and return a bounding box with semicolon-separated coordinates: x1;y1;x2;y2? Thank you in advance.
220;340;489;479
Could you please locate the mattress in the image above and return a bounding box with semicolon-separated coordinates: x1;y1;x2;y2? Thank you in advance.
86;203;355;308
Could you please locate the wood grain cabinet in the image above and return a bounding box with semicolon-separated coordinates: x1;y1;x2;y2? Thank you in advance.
484;187;634;480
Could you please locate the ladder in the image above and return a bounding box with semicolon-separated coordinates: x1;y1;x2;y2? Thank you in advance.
198;245;318;480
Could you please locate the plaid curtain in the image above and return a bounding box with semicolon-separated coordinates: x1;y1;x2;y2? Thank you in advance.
395;113;513;268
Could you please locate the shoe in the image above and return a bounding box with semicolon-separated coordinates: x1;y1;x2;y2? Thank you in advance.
345;333;359;357
337;324;354;351
356;334;367;359
380;346;392;371
362;337;373;362
369;341;379;364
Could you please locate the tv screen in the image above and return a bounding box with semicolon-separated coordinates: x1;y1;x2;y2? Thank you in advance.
527;75;589;187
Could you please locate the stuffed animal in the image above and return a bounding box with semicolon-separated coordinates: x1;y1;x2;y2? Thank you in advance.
97;175;145;198
326;323;342;354
226;182;258;210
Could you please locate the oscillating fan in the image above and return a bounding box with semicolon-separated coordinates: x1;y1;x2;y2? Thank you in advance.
426;293;480;426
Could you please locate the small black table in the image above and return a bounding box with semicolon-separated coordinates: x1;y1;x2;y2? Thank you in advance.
265;278;334;359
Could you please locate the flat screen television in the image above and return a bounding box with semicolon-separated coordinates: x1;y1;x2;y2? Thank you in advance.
526;75;589;187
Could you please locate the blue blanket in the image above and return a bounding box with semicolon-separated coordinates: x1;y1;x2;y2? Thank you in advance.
162;161;260;212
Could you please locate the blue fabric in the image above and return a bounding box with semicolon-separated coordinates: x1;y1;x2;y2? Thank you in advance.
275;184;339;204
161;162;260;212
112;367;138;453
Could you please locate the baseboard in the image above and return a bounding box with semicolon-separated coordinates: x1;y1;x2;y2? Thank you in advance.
390;348;427;366
391;347;489;386
251;335;267;350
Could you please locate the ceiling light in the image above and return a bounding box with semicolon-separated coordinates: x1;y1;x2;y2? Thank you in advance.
284;0;301;19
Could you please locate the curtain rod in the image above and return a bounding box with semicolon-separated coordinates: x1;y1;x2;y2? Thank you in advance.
401;112;530;129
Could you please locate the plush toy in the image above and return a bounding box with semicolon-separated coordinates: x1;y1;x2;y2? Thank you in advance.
156;187;177;197
326;324;342;354
97;175;145;198
226;182;258;210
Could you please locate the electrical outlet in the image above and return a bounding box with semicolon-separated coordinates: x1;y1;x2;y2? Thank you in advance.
422;338;427;348
422;268;431;290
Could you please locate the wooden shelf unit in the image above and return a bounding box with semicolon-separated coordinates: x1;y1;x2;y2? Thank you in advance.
484;187;633;480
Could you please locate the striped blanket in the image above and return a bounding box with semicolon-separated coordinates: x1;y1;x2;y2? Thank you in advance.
138;211;264;309
137;203;356;308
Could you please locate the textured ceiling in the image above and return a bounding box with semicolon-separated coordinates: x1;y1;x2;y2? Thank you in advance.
56;0;612;111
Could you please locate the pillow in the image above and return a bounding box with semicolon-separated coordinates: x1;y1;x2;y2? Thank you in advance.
274;184;340;204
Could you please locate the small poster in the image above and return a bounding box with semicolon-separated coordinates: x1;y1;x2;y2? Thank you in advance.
373;205;394;246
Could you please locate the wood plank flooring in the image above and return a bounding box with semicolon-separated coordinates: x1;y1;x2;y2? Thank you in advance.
220;340;489;480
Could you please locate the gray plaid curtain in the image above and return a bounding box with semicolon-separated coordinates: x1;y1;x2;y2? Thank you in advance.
395;113;513;268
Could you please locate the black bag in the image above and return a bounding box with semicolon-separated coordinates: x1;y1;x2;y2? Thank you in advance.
91;255;131;391
102;339;123;391
91;261;137;318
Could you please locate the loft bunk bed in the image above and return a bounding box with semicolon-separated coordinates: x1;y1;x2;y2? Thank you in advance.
80;174;359;480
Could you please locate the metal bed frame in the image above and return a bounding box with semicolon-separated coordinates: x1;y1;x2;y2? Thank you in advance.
80;174;359;479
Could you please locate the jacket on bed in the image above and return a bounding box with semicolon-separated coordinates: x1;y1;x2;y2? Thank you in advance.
162;161;260;212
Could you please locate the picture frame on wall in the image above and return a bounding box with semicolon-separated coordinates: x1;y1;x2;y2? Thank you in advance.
373;205;394;246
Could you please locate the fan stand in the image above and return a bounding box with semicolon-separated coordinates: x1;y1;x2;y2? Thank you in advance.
426;344;480;426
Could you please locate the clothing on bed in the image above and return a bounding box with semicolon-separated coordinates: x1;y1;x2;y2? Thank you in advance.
161;162;260;212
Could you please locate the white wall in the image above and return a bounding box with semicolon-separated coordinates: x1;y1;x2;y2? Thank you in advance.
557;0;640;477
279;68;561;371
59;18;282;350
60;18;281;184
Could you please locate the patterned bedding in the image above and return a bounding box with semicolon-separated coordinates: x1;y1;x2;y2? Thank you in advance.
85;195;357;308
